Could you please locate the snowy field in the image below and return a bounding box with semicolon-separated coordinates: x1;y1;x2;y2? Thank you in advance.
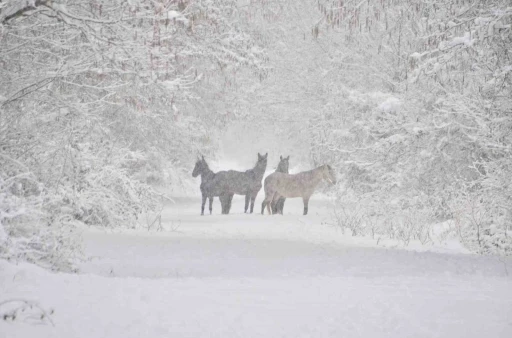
1;195;512;338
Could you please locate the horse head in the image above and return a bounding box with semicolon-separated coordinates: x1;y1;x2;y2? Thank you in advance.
192;155;207;177
256;152;268;170
323;164;337;185
277;155;290;173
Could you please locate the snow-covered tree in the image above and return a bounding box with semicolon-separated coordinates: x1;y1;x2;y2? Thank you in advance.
0;0;268;269
307;0;512;253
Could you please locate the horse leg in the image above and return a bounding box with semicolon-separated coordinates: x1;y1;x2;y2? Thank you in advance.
270;193;282;215
261;191;274;215
209;196;214;215
227;193;234;214
270;198;277;214
201;194;207;215
265;192;279;215
250;192;258;213
220;194;226;214
274;196;285;215
261;200;267;215
277;197;286;215
244;194;250;213
267;193;275;215
302;196;310;215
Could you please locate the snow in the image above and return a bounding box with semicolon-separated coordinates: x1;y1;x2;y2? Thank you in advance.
167;10;189;25
0;222;7;243
445;32;474;48
2;196;512;338
386;134;406;144
378;97;401;113
409;52;422;59
0;1;35;22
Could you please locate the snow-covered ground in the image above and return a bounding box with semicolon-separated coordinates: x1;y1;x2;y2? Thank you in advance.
1;195;512;338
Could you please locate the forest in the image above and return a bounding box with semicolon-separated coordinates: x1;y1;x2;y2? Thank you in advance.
1;0;511;268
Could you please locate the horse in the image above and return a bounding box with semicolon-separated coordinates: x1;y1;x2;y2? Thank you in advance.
270;155;289;215
203;153;268;214
261;164;336;215
192;156;229;215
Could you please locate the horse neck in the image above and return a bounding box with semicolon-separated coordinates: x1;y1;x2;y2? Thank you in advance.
252;162;266;179
200;167;214;182
306;166;325;187
276;163;288;173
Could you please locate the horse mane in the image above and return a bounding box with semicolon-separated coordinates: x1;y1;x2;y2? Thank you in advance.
199;159;215;181
253;159;263;169
246;157;265;172
201;159;211;171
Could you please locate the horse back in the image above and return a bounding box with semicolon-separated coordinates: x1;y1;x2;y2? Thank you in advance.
209;170;258;195
264;172;312;198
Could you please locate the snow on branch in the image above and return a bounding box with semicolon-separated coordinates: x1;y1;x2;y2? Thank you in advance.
0;0;47;24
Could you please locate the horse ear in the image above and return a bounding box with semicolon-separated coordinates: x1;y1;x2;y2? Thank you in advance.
202;155;205;161
287;156;290;161
258;152;261;158
280;155;283;160
264;153;268;158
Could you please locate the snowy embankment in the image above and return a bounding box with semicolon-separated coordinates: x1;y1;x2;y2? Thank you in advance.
1;195;512;338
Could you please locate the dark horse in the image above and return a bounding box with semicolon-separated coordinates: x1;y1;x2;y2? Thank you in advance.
192;156;229;215
204;153;268;214
270;155;289;215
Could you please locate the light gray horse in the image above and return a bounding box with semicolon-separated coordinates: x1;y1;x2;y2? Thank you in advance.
261;164;336;215
270;155;289;215
204;153;268;214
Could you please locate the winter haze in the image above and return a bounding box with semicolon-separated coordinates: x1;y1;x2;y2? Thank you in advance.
1;1;511;337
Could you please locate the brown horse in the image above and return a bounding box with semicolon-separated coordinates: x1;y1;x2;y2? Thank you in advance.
261;165;336;215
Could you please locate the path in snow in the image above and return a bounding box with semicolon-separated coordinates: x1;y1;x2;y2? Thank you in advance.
1;194;512;338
